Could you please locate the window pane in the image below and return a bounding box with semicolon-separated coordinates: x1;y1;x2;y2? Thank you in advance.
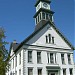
49;14;52;21
19;53;21;65
50;53;54;64
36;17;37;24
46;36;48;43
46;13;48;19
10;72;12;75
28;51;32;62
38;15;39;23
42;12;45;19
63;69;66;75
52;37;54;44
40;13;41;20
69;69;73;75
15;71;17;75
19;69;21;75
48;34;51;43
68;54;71;64
55;53;56;63
28;68;33;75
47;53;49;63
61;54;65;64
38;69;42;75
15;56;17;67
37;52;41;63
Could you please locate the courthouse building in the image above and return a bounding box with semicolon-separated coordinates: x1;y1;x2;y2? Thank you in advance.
6;0;75;75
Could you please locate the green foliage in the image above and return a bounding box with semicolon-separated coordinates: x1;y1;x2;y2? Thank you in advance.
0;27;9;75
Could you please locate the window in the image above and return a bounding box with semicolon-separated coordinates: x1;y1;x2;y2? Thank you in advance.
45;34;55;44
19;53;21;65
55;53;57;63
38;69;42;75
36;17;37;24
47;53;55;64
42;12;45;19
19;69;21;75
38;15;39;23
61;54;65;64
49;14;52;21
46;35;48;43
40;13;41;20
49;34;51;43
67;54;71;64
13;58;14;68
69;68;73;75
63;69;66;75
50;53;54;64
47;53;49;63
10;72;12;75
15;71;17;75
52;37;54;44
28;68;33;75
12;72;14;75
28;51;32;63
37;52;41;63
46;13;48;19
15;56;17;67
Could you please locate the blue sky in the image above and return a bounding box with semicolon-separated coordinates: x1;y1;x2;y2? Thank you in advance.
0;0;74;61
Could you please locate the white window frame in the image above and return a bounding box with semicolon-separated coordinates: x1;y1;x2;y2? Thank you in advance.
28;51;32;63
47;52;56;64
37;51;41;63
28;68;33;75
19;52;21;65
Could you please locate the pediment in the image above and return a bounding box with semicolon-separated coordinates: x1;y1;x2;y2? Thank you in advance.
26;23;72;49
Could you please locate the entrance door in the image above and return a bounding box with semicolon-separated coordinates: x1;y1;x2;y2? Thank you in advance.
51;73;55;75
48;73;55;75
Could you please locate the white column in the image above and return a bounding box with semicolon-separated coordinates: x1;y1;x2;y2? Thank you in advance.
60;69;63;75
53;53;55;64
42;67;47;75
57;53;62;66
66;68;70;75
71;53;74;64
64;53;68;65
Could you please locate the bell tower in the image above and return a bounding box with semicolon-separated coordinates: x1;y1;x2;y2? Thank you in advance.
34;0;54;27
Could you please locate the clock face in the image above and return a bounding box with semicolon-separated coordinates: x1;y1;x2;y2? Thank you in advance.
43;3;48;8
37;4;40;10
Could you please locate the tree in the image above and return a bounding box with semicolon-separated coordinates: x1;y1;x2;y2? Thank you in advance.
0;27;8;75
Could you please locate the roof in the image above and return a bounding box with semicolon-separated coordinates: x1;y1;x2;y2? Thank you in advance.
9;43;19;53
35;20;47;31
33;8;54;18
14;20;75;52
35;0;51;7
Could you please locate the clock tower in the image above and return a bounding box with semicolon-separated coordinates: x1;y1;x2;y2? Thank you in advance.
34;0;54;29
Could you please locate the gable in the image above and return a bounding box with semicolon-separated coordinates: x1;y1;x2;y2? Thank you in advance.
9;43;19;55
26;23;72;49
15;21;74;52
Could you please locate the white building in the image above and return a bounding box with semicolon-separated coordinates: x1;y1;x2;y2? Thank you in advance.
6;0;75;75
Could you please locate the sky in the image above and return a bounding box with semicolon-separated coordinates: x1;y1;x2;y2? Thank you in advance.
0;0;74;61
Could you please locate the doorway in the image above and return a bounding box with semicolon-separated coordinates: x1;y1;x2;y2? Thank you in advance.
51;73;55;75
48;72;56;75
